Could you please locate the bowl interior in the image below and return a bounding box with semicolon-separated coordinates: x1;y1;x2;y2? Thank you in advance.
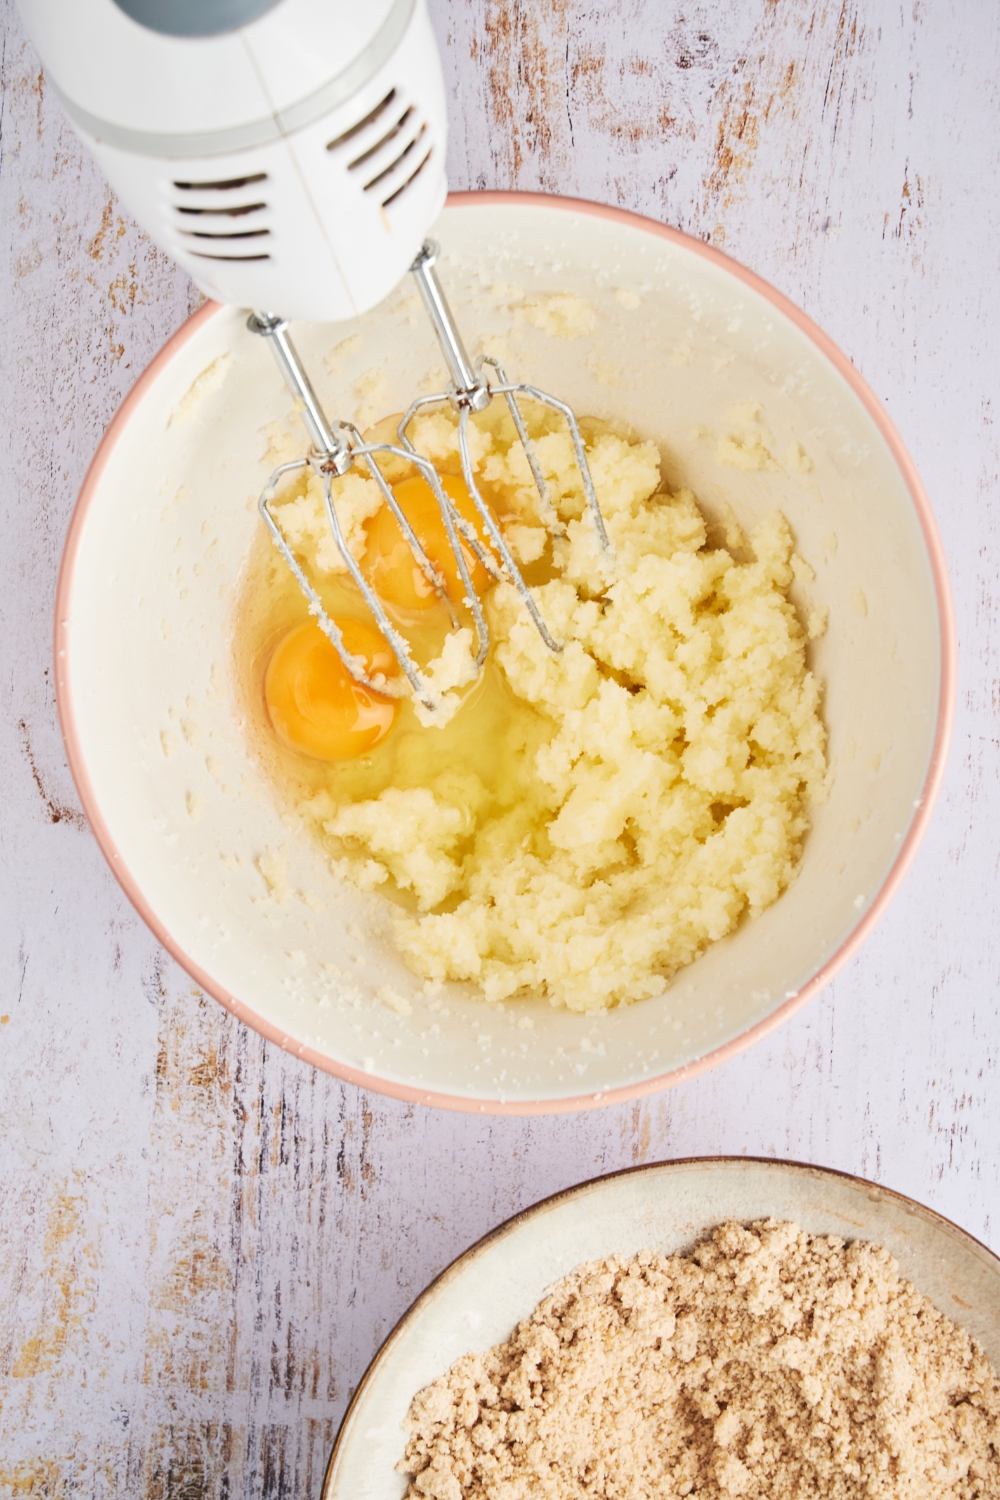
324;1159;1000;1500
61;198;945;1107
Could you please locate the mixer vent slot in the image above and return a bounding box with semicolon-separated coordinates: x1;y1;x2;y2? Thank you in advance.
172;172;267;191
187;249;271;261
181;228;269;241
380;145;433;208
326;87;431;207
349;107;415;170
175;201;267;218
360;121;426;192
326;89;397;152
172;172;271;260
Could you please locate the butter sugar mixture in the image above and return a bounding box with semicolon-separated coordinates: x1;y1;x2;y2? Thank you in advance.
398;1221;1000;1500
242;404;827;1012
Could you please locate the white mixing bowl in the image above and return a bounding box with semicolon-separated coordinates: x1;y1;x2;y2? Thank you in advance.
56;193;954;1113
321;1157;1000;1500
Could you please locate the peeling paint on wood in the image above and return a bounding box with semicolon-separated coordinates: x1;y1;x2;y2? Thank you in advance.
2;0;1000;1494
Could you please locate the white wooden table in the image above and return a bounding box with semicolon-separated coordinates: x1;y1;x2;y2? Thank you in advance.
1;1;998;1493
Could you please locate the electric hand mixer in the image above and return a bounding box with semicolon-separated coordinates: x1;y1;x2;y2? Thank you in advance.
18;0;610;706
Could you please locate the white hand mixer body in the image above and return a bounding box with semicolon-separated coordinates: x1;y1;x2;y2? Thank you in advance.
18;0;610;704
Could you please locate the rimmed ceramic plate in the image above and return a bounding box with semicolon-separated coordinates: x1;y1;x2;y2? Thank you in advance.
322;1156;1000;1499
56;192;955;1113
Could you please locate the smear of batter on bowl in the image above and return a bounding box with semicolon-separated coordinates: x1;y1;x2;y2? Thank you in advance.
237;401;826;1013
514;292;597;339
168;353;232;427
398;1220;1000;1500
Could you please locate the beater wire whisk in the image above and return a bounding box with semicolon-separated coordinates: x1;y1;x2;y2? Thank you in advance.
249;310;486;710
249;240;612;705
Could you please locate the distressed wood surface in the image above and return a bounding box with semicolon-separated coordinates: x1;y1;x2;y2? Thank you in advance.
2;0;999;1494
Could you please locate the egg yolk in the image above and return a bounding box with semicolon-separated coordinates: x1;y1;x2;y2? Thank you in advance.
264;617;398;761
363;472;498;612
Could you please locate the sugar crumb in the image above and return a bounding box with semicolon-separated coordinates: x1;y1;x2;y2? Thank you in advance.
716;430;778;472
783;442;814;473
256;848;292;906
585;351;622;386
378;985;413;1017
807;607;829;640
168;354;231;427
515;293;597;339
324;333;362;372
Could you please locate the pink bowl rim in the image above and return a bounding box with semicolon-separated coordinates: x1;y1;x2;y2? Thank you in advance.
54;189;957;1117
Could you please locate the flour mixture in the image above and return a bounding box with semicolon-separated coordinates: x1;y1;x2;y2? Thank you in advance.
399;1220;1000;1499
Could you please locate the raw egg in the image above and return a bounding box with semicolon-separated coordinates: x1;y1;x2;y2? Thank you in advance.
363;472;497;612
264;617;398;761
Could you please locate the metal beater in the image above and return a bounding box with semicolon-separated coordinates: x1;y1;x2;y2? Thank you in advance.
249;239;612;710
